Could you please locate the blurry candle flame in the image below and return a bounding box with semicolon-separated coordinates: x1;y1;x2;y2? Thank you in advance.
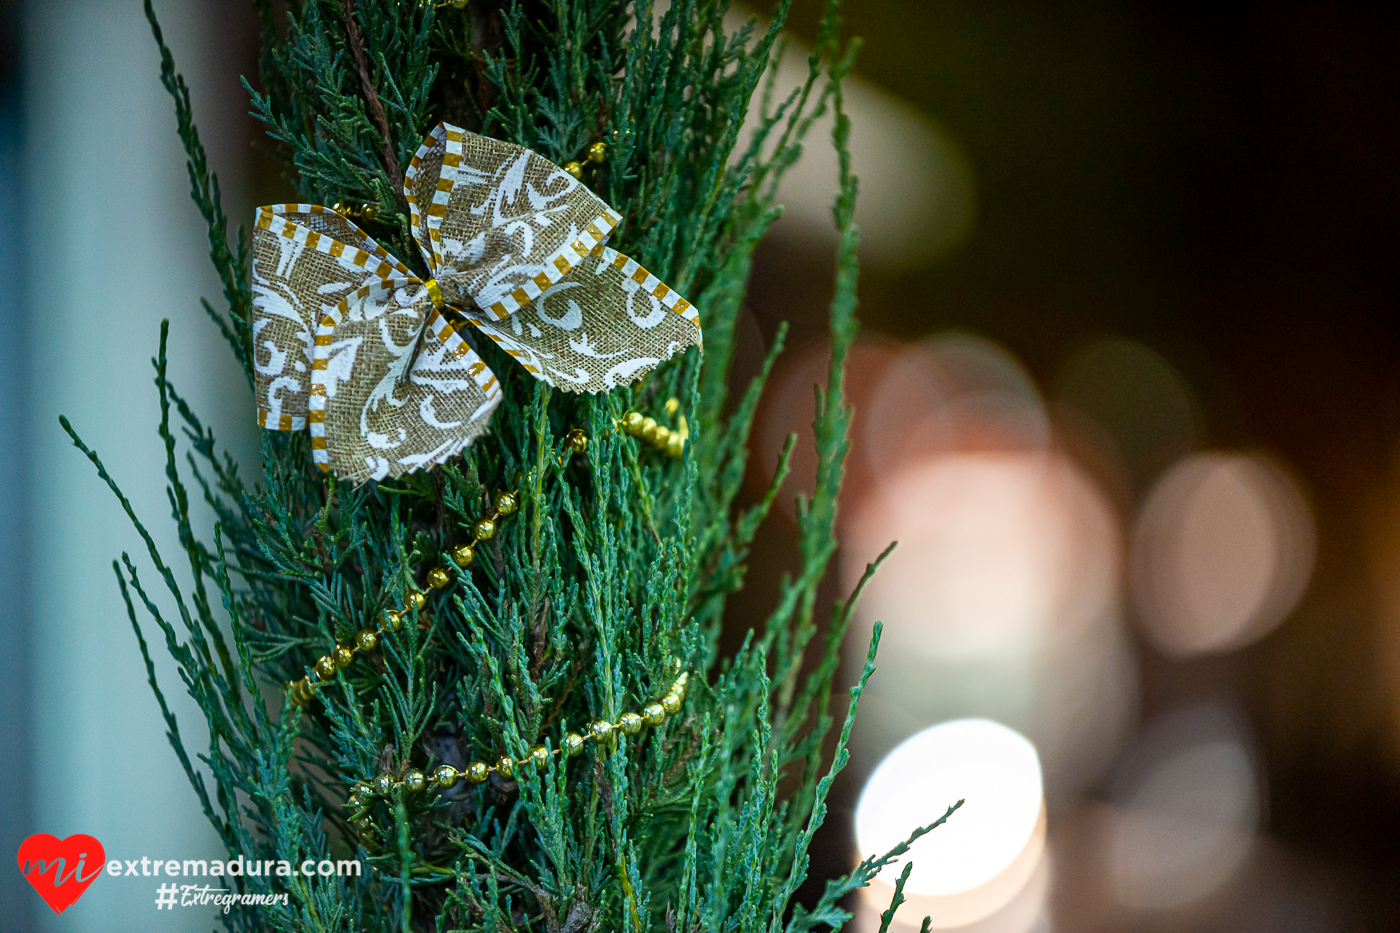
855;719;1045;921
1132;452;1315;657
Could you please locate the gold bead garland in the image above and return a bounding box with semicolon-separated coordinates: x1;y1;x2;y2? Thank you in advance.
287;423;593;710
563;140;607;181
618;397;688;459
345;673;690;823
286;486;525;707
331;201;379;223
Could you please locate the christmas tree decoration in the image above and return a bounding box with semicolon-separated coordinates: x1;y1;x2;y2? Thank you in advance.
253;122;702;483
619;399;690;458
349;672;692;840
55;1;961;930
284;478;525;708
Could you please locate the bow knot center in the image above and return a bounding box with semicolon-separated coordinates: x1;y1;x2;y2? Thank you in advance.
424;278;445;311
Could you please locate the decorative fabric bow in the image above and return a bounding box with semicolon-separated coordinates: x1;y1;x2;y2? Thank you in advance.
250;122;702;482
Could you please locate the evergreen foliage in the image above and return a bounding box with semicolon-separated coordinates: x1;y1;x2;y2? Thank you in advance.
62;1;959;930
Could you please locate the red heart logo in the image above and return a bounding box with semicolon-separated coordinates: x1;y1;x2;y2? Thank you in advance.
16;833;106;914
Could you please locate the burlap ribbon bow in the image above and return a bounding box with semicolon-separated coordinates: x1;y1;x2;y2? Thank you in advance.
250;122;702;482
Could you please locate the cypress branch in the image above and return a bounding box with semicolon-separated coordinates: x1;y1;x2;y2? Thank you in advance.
63;1;963;930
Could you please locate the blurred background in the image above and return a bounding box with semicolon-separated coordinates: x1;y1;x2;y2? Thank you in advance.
2;1;1399;930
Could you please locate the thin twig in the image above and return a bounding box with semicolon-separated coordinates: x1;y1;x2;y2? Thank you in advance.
341;0;404;192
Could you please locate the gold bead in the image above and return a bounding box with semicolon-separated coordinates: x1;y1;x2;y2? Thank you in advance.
474;518;497;541
563;161;583;179
355;628;379;652
449;0;468;7
564;733;585;757
403;769;426;793
374;774;395;797
465;761;489;784
353;782;374;798
530;745;550;770
384;609;404;631
619;712;643;735
652;426;671;448
642;702;665;726
494;491;518;516
452;544;476;567
588;141;608;164
639;417;659;443
621;411;644;434
314;656;337;680
346;793;362;810
427;567;451;590
590;719;615;743
666;433;685;458
497;756;515;779
565;429;589;453
404;591;427;613
664;397;680;416
433;764;459;789
660;692;682;715
333;644;355;669
672;672;690;700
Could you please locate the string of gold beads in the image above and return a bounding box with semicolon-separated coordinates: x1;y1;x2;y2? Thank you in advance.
286;582;438;706
290;430;590;708
618;400;688;459
564;428;589;454
563;140;607;180
287;488;521;707
331;201;379;222
451;488;519;570
345;673;689;818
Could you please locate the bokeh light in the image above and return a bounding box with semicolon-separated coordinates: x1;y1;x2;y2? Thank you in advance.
845;451;1118;659
861;333;1051;470
832;332;1136;804
1132;452;1316;657
755;332;1050;521
1103;705;1262;911
855;719;1046;927
736;22;977;270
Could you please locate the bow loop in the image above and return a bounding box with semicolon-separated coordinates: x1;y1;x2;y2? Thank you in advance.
251;204;413;432
405;125;622;321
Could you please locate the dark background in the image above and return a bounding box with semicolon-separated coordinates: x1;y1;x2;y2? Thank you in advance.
756;0;1400;927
